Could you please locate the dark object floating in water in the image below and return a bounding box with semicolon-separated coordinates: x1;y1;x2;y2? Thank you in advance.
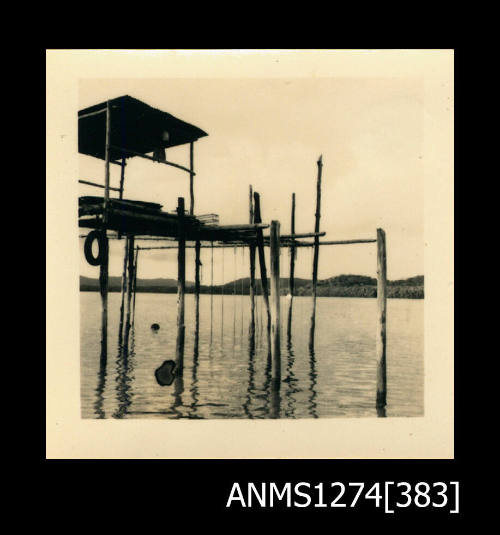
155;360;176;386
151;323;160;331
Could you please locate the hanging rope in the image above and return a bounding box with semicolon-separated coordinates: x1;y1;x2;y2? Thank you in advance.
233;246;237;339
241;246;245;336
210;241;214;343
221;246;225;327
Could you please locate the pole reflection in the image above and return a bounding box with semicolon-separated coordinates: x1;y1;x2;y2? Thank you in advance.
284;322;298;418
189;319;201;419
242;328;256;418
308;332;318;419
94;338;107;419
113;326;136;419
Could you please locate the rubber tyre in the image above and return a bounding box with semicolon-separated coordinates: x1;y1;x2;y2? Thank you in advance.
84;230;108;266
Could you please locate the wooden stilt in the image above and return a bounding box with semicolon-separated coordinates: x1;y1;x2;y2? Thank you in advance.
195;239;201;328
270;220;281;390
99;100;112;357
249;185;256;336
189;142;194;216
132;246;139;325
118;236;129;343
176;197;186;375
117;158;126;239
376;228;387;409
309;155;323;347
253;192;271;331
124;235;135;346
287;193;296;335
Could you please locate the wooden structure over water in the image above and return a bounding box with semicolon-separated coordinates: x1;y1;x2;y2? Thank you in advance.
78;95;388;412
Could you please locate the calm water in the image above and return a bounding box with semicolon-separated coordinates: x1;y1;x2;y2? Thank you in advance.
80;292;423;419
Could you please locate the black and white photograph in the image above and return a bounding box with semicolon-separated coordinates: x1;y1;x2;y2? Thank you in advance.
46;50;453;458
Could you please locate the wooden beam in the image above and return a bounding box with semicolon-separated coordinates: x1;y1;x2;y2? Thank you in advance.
78;107;107;120
110;145;195;175
253;192;271;331
263;231;326;240
270;220;281;390
376;228;387;409
79;180;121;192
295;239;376;247
310;155;323;348
175;198;186;375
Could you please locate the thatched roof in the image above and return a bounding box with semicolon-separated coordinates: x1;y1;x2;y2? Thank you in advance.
78;95;208;161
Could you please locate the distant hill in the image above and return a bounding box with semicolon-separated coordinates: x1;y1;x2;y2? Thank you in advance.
80;274;424;298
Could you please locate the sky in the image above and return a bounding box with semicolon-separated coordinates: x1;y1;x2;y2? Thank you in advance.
79;77;424;284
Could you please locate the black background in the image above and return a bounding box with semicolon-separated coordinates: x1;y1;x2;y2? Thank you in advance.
40;47;467;523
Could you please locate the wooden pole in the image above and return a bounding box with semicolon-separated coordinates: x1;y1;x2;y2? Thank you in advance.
176;198;186;375
309;155;323;347
118;236;129;343
287;193;296;335
124;235;135;347
132;246;139;325
249;185;256;336
117;157;126;242
99;100;111;357
376;228;387;409
119;158;126;200
270;220;281;390
253;192;271;331
189;142;194;216
194;239;201;328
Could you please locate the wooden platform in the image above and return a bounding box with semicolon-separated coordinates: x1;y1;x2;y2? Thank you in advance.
79;196;267;243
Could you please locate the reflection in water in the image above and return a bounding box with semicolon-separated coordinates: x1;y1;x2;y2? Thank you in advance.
189;320;201;419
82;293;424;419
243;329;256;418
308;338;318;418
270;387;281;419
113;327;136;418
284;326;298;418
171;375;185;418
94;342;107;419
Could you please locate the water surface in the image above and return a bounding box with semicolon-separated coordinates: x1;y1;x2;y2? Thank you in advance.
80;293;423;419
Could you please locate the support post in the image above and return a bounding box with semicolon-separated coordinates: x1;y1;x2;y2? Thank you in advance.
119;157;126;200
99;100;112;357
309;155;323;347
249;185;256;336
253;191;271;331
376;228;387;409
195;239;201;328
176;197;186;374
270;220;281;390
124;235;135;346
117;157;126;239
132;246;139;325
118;236;129;343
189;142;194;216
287;192;296;334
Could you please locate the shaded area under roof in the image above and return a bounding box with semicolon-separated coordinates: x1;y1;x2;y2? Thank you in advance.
78;95;208;162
